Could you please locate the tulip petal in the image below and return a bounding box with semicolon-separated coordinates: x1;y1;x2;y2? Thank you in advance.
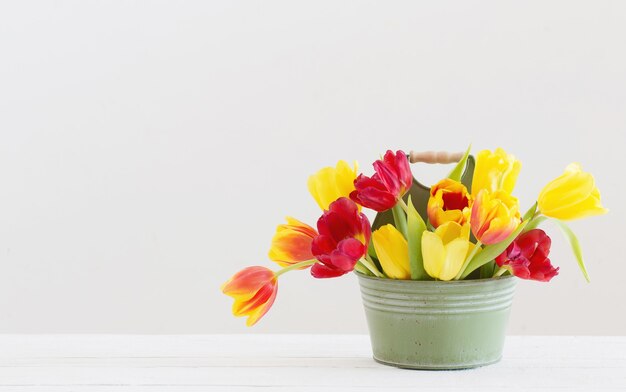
439;238;469;281
374;160;401;196
245;285;278;326
472;148;521;198
538;163;608;221
311;262;347;278
422;231;446;279
232;281;274;316
268;217;317;267
542;187;608;220
330;238;364;272
221;267;275;301
308;160;358;211
435;221;465;245
350;187;396;212
372;224;411;279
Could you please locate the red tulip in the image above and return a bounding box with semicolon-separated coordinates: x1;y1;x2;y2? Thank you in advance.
350;150;412;212
311;197;371;278
221;266;278;326
495;229;559;282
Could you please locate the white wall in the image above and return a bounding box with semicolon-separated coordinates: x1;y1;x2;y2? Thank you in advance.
0;1;624;334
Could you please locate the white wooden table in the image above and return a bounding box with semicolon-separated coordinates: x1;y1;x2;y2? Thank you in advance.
0;335;624;391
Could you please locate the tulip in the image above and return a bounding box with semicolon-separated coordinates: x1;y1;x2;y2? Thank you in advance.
538;163;608;220
422;221;476;281
268;217;318;268
427;178;471;228
470;189;521;245
221;266;278;326
350;150;412;211
308;160;359;211
310;197;371;278
495;229;559;282
372;224;411;279
471;148;521;198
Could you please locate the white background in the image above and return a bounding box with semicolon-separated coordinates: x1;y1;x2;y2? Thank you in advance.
0;1;624;334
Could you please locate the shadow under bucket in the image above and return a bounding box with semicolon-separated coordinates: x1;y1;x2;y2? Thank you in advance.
356;273;516;370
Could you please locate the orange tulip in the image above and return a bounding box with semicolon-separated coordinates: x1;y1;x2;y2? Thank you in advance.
470;189;520;245
427;178;471;228
268;217;318;268
221;266;278;326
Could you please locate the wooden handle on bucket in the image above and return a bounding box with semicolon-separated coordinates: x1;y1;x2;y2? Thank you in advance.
408;150;464;164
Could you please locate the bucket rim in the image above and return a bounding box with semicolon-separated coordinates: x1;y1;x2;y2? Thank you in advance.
354;271;515;285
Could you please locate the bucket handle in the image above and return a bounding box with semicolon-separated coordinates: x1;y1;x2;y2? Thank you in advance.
408;150;464;165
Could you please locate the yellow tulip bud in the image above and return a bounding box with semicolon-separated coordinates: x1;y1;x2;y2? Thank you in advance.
307;160;359;211
372;224;411;279
538;163;608;220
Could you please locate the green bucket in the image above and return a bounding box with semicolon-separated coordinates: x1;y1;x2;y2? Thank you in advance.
357;273;516;369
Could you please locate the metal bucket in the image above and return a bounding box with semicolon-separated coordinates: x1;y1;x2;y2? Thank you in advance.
357;273;516;369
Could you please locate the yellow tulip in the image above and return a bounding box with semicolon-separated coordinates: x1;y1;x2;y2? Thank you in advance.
538;163;608;220
472;148;521;198
372;224;411;279
308;160;359;211
422;222;476;281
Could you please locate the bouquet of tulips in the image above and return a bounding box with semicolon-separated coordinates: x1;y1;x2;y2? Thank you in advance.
222;147;607;326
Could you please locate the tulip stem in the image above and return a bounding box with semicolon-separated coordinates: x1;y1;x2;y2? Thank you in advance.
397;198;409;214
454;240;482;280
354;263;369;275
492;266;508;278
361;254;385;278
274;259;317;277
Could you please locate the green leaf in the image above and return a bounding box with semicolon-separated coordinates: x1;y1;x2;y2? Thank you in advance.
391;203;408;239
407;195;426;280
367;235;378;260
447;144;472;182
460;219;529;279
553;219;590;282
523;215;547;233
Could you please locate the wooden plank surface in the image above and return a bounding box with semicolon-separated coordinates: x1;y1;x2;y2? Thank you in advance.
0;335;624;391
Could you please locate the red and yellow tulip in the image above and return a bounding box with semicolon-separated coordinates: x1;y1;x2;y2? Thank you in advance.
470;189;520;245
268;217;318;268
221;266;278;326
308;160;359;211
350;150;413;212
538;163;608;220
427;178;471;228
